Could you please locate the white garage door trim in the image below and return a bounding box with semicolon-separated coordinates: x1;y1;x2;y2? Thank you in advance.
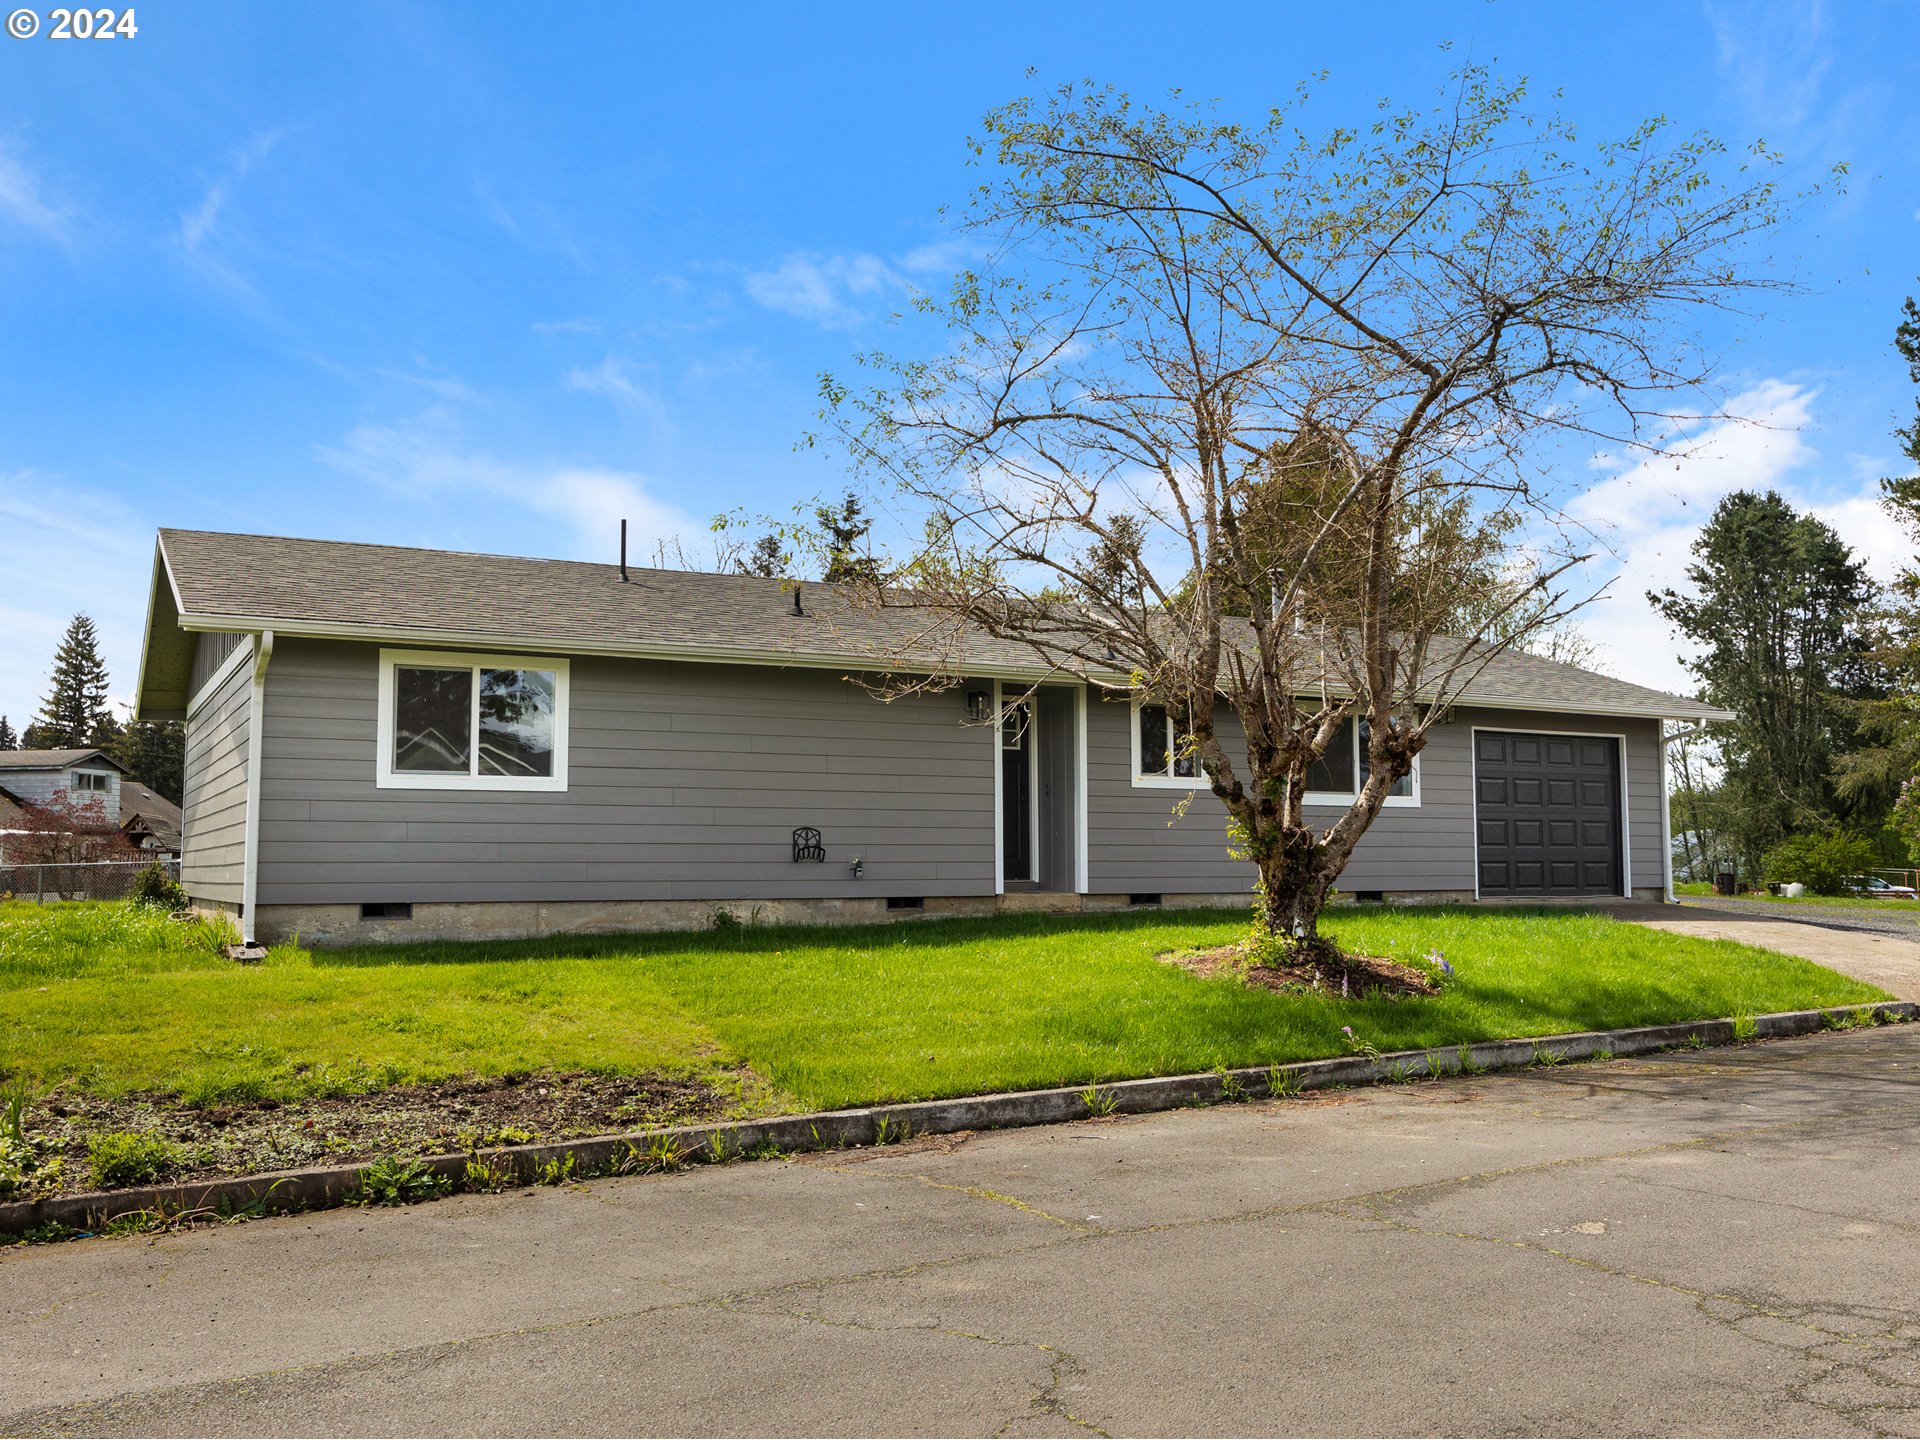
1469;726;1632;901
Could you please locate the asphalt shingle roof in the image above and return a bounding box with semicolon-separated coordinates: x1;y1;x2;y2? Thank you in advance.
0;749;114;771
149;529;1727;721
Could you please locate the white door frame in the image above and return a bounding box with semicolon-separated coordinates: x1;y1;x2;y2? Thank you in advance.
992;680;1086;892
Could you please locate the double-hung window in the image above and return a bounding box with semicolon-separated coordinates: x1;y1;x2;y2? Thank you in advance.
376;649;570;791
1132;701;1201;788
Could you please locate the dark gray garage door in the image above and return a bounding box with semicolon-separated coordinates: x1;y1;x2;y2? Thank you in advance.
1475;731;1622;897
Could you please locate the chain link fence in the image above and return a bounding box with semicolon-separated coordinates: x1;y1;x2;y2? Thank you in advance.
0;858;180;903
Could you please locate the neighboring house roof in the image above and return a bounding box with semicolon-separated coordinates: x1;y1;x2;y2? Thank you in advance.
136;528;1730;722
118;779;182;852
0;748;125;773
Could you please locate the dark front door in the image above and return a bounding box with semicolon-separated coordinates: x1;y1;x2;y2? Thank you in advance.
1475;731;1622;897
1002;702;1032;882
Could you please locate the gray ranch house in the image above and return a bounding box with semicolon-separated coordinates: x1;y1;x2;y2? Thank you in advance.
133;530;1726;946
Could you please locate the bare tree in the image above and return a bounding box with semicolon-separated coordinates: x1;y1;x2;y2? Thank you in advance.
821;70;1809;952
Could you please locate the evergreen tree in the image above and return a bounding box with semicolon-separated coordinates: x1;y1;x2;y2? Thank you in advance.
814;491;884;585
106;719;186;805
1652;490;1877;873
0;715;15;749
739;534;786;578
1836;291;1920;810
32;614;113;750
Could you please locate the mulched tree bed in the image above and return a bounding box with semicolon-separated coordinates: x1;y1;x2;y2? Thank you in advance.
20;1070;749;1199
1160;942;1440;998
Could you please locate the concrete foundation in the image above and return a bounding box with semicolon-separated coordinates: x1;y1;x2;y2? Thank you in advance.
229;885;1661;947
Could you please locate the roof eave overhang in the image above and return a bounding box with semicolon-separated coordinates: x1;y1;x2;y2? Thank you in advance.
133;537;195;722
172;610;1084;685
169;610;1732;722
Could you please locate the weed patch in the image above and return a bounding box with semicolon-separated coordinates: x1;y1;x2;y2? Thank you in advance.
351;1155;450;1206
87;1130;176;1190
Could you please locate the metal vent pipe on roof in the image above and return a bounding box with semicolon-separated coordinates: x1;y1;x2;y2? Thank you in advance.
619;518;629;582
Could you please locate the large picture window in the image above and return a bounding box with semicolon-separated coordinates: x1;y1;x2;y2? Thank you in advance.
377;649;569;791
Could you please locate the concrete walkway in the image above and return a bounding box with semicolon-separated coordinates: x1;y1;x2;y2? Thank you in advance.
6;1027;1920;1437
1627;903;1920;1001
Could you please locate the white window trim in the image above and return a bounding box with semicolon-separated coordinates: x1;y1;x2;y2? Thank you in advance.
70;771;113;793
375;647;570;792
1129;697;1206;790
1303;717;1421;809
1128;698;1420;807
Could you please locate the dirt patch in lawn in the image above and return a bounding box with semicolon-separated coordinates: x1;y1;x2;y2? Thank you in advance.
1162;942;1439;998
19;1070;755;1198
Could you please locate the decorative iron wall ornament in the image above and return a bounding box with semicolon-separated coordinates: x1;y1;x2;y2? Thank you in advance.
791;827;825;862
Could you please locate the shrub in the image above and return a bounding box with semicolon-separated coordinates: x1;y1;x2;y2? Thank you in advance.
129;861;188;912
1762;832;1879;896
1893;777;1920;864
88;1129;178;1189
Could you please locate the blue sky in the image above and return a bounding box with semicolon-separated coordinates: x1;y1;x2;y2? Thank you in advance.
0;0;1915;725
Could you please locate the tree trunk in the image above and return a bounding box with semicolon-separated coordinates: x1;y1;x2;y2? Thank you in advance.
1253;826;1342;945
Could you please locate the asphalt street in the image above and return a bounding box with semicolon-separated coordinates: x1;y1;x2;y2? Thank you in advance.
5;1025;1920;1437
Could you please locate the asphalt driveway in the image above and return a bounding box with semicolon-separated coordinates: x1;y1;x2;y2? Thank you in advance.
5;1025;1920;1438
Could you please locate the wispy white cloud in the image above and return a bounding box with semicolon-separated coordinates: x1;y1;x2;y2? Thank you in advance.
563;355;655;409
744;252;904;328
175;128;285;292
375;365;475;403
473;178;590;268
1567;379;1903;693
0;472;152;724
0;133;72;242
317;407;693;559
532;317;603;336
742;237;978;328
1705;0;1882;170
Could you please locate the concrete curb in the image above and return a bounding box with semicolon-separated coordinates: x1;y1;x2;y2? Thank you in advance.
5;1000;1913;1238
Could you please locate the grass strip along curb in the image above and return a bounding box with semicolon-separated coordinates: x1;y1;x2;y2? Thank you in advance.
6;1000;1912;1239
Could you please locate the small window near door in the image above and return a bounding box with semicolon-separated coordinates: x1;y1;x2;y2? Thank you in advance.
1001;702;1029;750
1132;702;1200;787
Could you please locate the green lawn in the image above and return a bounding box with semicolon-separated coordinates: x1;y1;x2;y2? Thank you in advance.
1674;881;1920;911
0;901;1889;1113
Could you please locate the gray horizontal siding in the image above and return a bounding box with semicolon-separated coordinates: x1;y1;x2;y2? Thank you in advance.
180;643;251;905
255;640;995;905
1087;701;1663;898
253;638;1665;907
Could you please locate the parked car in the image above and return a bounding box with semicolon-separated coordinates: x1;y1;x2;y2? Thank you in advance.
1846;875;1919;900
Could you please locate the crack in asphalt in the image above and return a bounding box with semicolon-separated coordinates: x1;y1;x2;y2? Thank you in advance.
804;1159;1091;1231
715;1295;1111;1438
1318;1178;1920;1437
